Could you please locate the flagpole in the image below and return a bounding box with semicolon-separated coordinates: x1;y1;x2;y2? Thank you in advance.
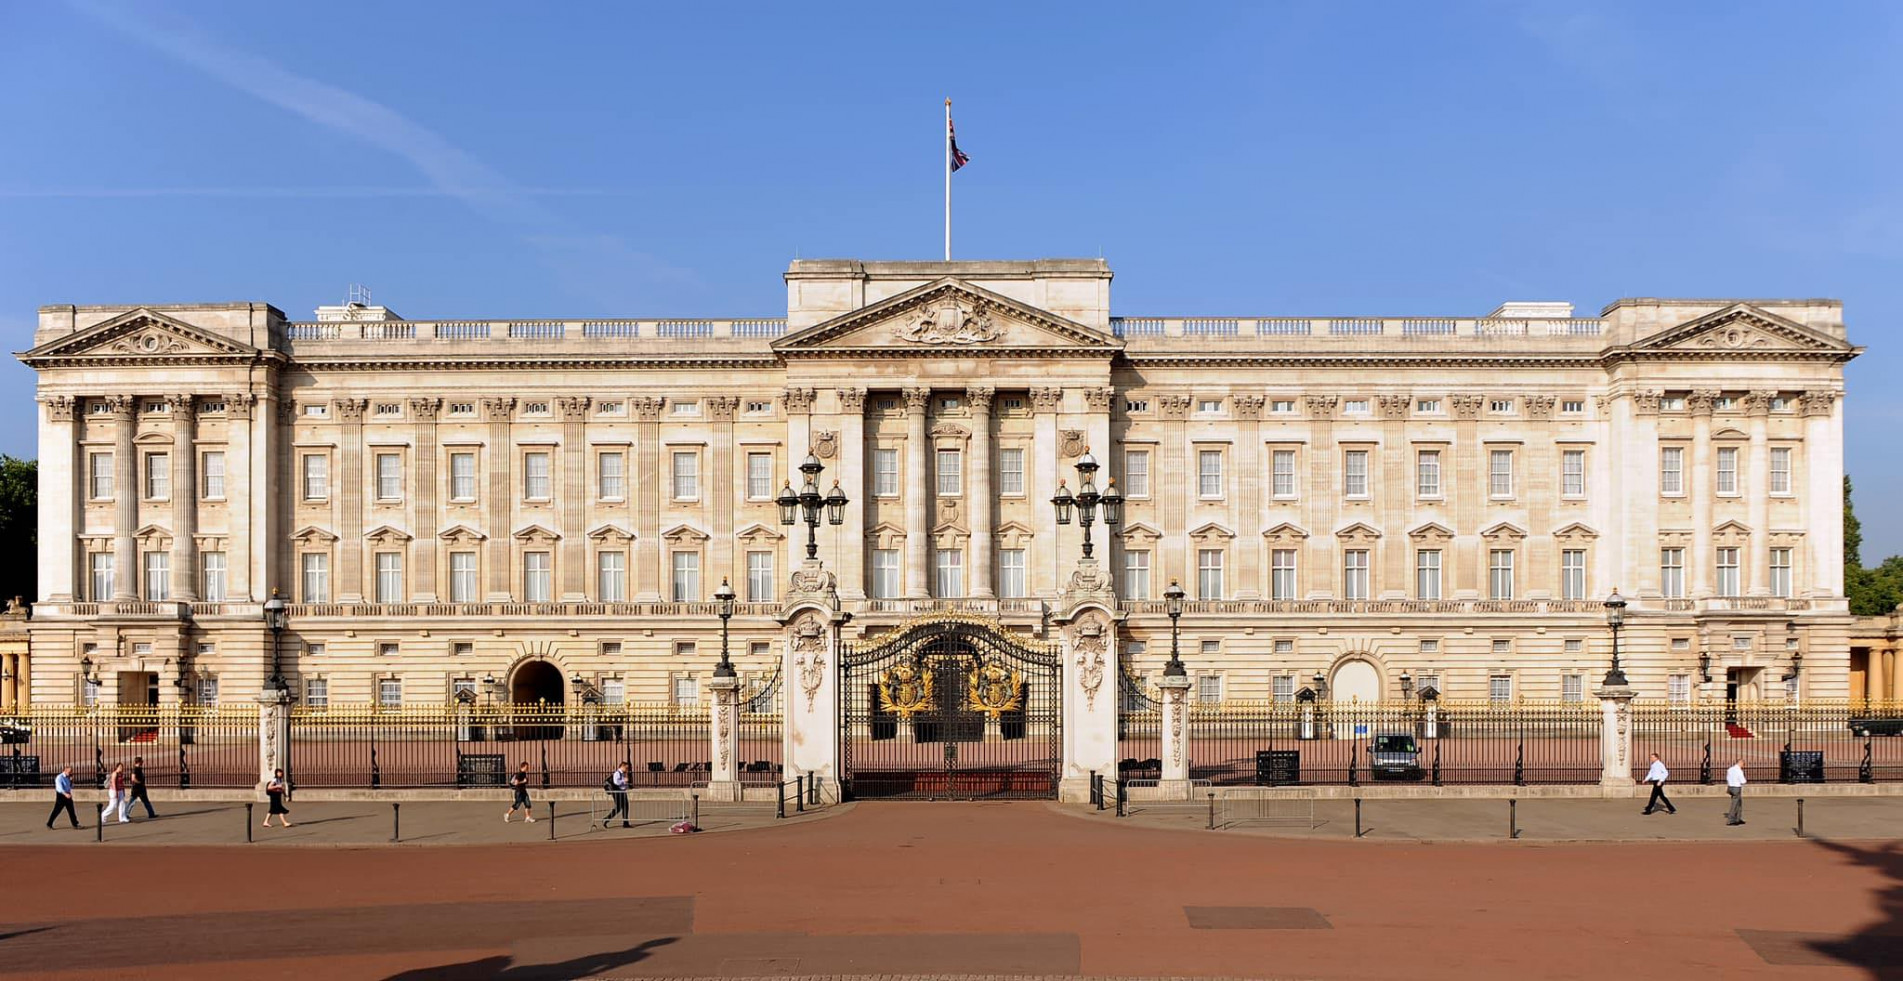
944;98;952;262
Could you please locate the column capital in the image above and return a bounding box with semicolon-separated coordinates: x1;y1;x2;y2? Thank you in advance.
167;394;197;421
104;394;135;420
332;397;369;422
837;388;867;414
408;397;441;422
1156;393;1191;420
226;393;256;420
631;396;664;422
1631;390;1663;416
1687;390;1719;417
783;387;817;414
556;396;591;422
1800;390;1838;417
39;395;75;422
479;397;516;423
1232;394;1264;420
1524;395;1557;420
1082;386;1114;412
964;386;994;413
1743;391;1775;417
1373;395;1407;420
1031;387;1066;414
902;387;932;414
1450;394;1485;420
707;396;740;421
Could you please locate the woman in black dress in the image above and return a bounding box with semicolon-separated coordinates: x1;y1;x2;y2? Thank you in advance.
263;768;292;828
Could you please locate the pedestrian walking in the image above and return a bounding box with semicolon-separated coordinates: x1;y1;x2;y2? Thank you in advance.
1726;758;1747;826
45;765;80;829
604;761;632;828
127;756;157;820
504;761;535;823
105;763;130;823
1641;752;1676;815
262;768;292;828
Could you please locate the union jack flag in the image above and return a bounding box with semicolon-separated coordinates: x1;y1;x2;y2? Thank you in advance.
949;116;970;172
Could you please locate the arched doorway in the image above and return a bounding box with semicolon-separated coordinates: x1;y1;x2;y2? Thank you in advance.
1331;659;1381;703
510;660;566;741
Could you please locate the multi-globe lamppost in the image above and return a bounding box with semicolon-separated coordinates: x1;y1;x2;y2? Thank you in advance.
1049;448;1124;560
776;451;848;561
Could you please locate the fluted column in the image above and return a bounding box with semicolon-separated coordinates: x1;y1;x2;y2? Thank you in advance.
1745;391;1772;595
903;387;930;598
1234;395;1264;600
1451;395;1484;598
410;398;441;602
1031;387;1065;597
1688;391;1716;599
967;387;995;598
1801;391;1842;598
1622;391;1663;597
36;395;76;602
482;397;516;601
168;394;199;602
334;398;368;603
558;396;590;600
709;396;739;597
227;394;255;601
1158;394;1191;590
836;389;867;601
110;395;137;601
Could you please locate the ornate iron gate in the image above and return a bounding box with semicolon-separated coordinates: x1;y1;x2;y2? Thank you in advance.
840;616;1062;800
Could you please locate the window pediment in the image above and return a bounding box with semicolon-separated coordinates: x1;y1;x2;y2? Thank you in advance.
1408;521;1455;544
513;523;563;545
1712;520;1752;545
1188;522;1235;544
439;524;488;545
735;522;783;546
365;525;413;546
1264;522;1311;545
1480;522;1527;543
1118;522;1163;545
865;521;907;550
292;525;339;546
996;520;1036;550
1553;522;1599;543
1332;521;1380;544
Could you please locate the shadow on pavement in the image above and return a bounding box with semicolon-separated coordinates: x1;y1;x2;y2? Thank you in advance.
380;936;677;981
1807;839;1903;978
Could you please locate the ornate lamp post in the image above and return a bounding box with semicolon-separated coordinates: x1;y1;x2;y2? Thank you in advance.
713;577;737;679
1603;588;1629;687
777;451;847;561
1783;619;1803;685
263;589;288;694
1050;448;1122;560
1163;577;1187;678
1399;670;1414;700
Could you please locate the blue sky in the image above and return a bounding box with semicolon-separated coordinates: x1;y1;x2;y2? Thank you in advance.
2;2;1899;557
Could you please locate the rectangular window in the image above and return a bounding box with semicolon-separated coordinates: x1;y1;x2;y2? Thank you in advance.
870;549;900;599
999;448;1025;496
1770;547;1793;598
143;551;169;601
301;553;329;603
1343;549;1370;601
746;452;772;500
599;451;627;500
1562;674;1584;703
1660;548;1685;599
1716;446;1738;495
1197;548;1224;600
1562;449;1586;497
201;552;227;602
1343;399;1369;415
1715;547;1741;597
1769;447;1792;495
523;451;551;500
1488;549;1515;600
998;549;1027;598
375;452;403;501
1271;399;1297;414
449;552;477;603
144;452;170;500
601;678;626;705
304;677;329;709
1417;399;1441;414
1124;550;1151;599
453;642;474;657
671;451;699;500
1561;549;1587;601
1343;449;1369;498
201;451;225;500
673;677;698;707
598;550;628;602
1271;449;1297;498
1124;449;1151;498
1660;447;1684;495
936;448;963;496
746;550;774;602
89;554;113;601
450;452;477;501
1562;399;1586;414
1198;676;1223;703
375;552;403;604
1270;549;1298;601
1489;675;1513;703
377;678;402;708
1416;450;1441;497
670;551;699;602
873;448;899;496
88;452;113;500
935;549;965;597
1668;674;1692;705
524;551;553;603
1272;675;1295;703
1489;449;1514;498
1416;550;1442;600
303;454;329;501
1198;450;1223;499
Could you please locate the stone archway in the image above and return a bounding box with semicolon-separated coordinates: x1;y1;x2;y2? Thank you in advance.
1331;659;1381;703
510;659;565;707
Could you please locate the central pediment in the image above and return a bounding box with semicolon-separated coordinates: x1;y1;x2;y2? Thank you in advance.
772;278;1121;357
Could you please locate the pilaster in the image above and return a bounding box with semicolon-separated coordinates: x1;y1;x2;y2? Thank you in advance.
1233;395;1264;599
967;386;995;597
903;387;930;598
1031;387;1064;598
110;395;137;601
633;396;664;601
709;396;739;599
482;397;516;601
410;398;441;602
227;394;255;601
836;388;867;601
1745;391;1772;595
558;396;589;600
36;395;76;602
168;394;199;602
334;397;368;603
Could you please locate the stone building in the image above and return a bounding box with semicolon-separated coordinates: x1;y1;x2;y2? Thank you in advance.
18;259;1863;713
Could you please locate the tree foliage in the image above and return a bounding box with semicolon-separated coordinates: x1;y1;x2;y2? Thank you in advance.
0;456;34;605
1846;474;1903;616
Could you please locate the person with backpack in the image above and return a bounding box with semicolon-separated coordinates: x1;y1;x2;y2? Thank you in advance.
604;761;632;828
504;761;535;823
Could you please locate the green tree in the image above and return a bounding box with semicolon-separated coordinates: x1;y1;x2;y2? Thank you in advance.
1845;474;1903;615
1845;474;1862;569
0;456;33;605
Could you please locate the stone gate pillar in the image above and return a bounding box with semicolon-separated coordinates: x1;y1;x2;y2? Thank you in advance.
1158;672;1192;797
256;687;291;792
1054;558;1120;803
781;561;846;802
1596;682;1637;791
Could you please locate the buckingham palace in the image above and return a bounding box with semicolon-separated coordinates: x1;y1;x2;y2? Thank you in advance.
16;258;1869;718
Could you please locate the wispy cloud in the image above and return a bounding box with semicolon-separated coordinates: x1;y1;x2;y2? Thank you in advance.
0;186;631;200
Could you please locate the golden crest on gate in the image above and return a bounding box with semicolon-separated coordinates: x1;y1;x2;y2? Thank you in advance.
966;657;1024;719
876;657;935;721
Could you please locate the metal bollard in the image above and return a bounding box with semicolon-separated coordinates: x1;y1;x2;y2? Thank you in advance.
808;776;819;807
1115;778;1127;818
1207;792;1217;831
391;802;400;843
691;793;700;828
1354;798;1364;838
1509;799;1520;840
96;803;104;843
548;801;556;841
776;783;786;820
1795;797;1806;838
797;774;806;813
246;803;253;843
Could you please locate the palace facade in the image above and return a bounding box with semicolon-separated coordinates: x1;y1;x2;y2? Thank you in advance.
18;259;1870;712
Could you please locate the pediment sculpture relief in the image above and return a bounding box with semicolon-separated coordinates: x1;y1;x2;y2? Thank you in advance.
896;296;1003;345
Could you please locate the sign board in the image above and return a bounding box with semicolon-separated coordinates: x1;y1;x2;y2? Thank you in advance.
457;753;508;788
1255;750;1300;787
0;755;41;788
1779;750;1825;784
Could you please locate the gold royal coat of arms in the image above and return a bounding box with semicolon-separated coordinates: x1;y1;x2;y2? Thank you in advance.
965;657;1024;720
877;657;935;720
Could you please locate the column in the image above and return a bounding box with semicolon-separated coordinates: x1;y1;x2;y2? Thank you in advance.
782;389;813;589
836;389;867;601
1689;391;1716;599
967;387;995;597
1159;394;1191;589
227;394;255;601
111;395;137;600
1867;650;1885;705
633;397;663;601
1234;395;1264;599
903;387;930;598
708;396;739;598
707;673;742;802
410;398;441;602
36;395;77;601
1524;396;1556;596
1618;392;1663;598
255;687;290;791
1158;672;1192;796
333;398;368;603
1452;395;1484;598
1745;392;1772;595
558;397;590;600
168;395;199;602
1802;391;1842;597
1596;683;1637;788
1031;387;1065;597
1888;645;1901;702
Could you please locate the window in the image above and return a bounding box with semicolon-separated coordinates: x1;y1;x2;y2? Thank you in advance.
676;641;696;659
599;452;627;500
81;677;100;706
454;642;474;657
201;552;227;602
201;451;225;500
379;642;399;658
89;452;113;499
1660;447;1684;495
1489;675;1513;703
375;552;403;604
1770;547;1793;598
1416;450;1441;497
304;677;328;709
143;551;169;601
598;550;628;602
303;454;329;500
1733;635;1753;652
1562;400;1586;414
601;678;626;705
1343;449;1369;498
1272;675;1295;703
999;448;1025;496
450;452;477;501
1198;675;1223;703
746;551;774;602
1562;450;1586;497
1197;549;1224;600
746;452;772;500
1419;639;1438;654
1489;450;1514;498
1271;399;1297;414
1769;447;1792;495
998;549;1026;598
449;552;477;603
1124;449;1150;498
1488;550;1514;600
1660;548;1685;599
1492;638;1512;655
1416;399;1441;414
1270;549;1298;601
523;452;551;500
940;396;962;411
671;451;699;500
1661;395;1686;411
301;553;329;603
1714;395;1736;411
447;402;475;417
935;549;964;597
870;549;900;599
1197;399;1222;414
1561;549;1587;601
1490;399;1514;414
1416;550;1442;600
144;452;170;500
936;448;963;496
1124;398;1150;413
375;452;403;501
671;552;700;602
598;641;620;659
89;554;113;601
670;400;699;417
873;449;899;496
524;551;553;603
672;677;698;707
1343;549;1370;601
598;401;626;416
1265;449;1296;499
1716;447;1738;495
744;400;771;414
378;678;402;708
1716;547;1742;597
1198;450;1223;498
1123;550;1151;599
1343;399;1369;415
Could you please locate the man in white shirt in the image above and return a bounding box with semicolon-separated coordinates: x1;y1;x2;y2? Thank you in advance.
1641;753;1677;815
1725;758;1747;826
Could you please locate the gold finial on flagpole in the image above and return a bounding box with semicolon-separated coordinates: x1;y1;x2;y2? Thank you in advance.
946;98;952;106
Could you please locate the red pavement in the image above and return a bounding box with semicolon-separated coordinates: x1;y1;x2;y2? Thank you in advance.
1;802;1899;980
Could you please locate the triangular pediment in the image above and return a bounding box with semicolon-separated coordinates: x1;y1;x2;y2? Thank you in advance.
1631;304;1853;355
587;523;635;545
291;525;338;545
21;308;259;363
512;523;562;544
439;524;488;544
1333;521;1381;540
772;279;1121;356
365;524;413;545
1263;522;1311;541
734;522;782;545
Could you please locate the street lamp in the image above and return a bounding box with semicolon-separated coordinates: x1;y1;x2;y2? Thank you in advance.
777;451;848;561
1784;620;1803;683
263;589;289;694
1399;670;1413;700
1162;578;1186;677
713;577;737;679
1313;671;1328;700
1602;588;1629;687
1049;448;1122;560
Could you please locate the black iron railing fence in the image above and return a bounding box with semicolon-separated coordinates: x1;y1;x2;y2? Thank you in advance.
1632;699;1903;785
0;706;259;788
